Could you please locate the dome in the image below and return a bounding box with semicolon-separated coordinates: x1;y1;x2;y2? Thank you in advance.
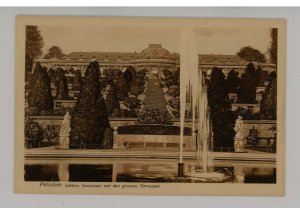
140;44;173;59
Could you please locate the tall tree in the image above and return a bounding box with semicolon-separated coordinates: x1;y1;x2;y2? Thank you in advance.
105;82;120;116
48;68;56;83
70;61;110;146
73;70;83;91
123;66;136;94
43;46;65;59
268;28;278;65
255;67;266;87
55;68;69;100
27;63;53;114
208;67;231;110
237;63;257;103
260;72;277;119
226;69;240;93
208;67;235;148
237;46;266;63
115;73;128;100
25;26;44;73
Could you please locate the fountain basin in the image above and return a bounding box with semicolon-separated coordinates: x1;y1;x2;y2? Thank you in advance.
185;169;234;182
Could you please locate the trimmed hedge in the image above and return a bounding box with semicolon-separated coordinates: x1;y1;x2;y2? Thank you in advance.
117;124;191;136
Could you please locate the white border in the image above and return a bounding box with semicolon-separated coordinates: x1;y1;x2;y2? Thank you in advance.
0;6;298;208
1;1;300;6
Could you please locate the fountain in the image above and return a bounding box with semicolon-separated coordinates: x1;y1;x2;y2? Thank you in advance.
179;27;233;182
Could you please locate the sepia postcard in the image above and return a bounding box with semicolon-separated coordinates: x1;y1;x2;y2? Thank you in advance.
14;16;286;196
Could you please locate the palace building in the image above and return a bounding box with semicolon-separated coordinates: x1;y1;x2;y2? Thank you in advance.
32;44;276;78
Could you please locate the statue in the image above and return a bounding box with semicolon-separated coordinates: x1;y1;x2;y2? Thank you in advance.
234;115;245;152
60;111;71;134
234;115;244;138
59;111;71;149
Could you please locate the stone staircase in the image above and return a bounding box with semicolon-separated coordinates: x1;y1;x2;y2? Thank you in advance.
142;79;168;112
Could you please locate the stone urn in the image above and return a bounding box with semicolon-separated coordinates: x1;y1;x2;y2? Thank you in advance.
234;137;246;153
59;132;70;149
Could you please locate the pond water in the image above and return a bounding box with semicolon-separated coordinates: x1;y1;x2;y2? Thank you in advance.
24;158;276;184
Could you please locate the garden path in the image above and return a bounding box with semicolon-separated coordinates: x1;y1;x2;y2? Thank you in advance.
142;79;169;113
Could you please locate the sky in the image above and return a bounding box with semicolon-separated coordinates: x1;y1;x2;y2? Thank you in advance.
39;26;180;55
39;25;271;56
195;28;271;55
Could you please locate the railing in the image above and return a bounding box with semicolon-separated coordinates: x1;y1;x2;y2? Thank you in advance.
24;141;110;150
213;146;276;153
124;142;183;152
213;147;235;152
25;141;276;154
245;145;276;153
25;141;59;149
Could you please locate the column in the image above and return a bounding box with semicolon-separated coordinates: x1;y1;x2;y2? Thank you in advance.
58;161;69;182
112;163;117;182
112;126;118;149
234;164;245;183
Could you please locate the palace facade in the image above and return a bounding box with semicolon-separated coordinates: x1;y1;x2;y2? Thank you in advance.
32;44;276;78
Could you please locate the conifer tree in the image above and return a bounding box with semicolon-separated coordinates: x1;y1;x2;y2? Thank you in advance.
27;62;54;114
237;63;257;103
55;68;69;100
105;81;120;116
260;72;277;119
73;70;83;91
70;61;110;146
268;28;278;65
208;67;235;148
226;69;240;93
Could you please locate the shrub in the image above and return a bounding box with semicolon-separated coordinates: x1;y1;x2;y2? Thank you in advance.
168;85;180;97
121;109;137;118
129;79;145;96
123;97;141;110
163;69;172;77
117;125;191;136
53;107;73;116
137;69;147;81
137;108;172;125
165;77;177;88
233;107;252;119
129;84;144;96
170;97;180;112
246;127;259;146
25;117;44;147
69;68;75;75
43;125;58;142
248;112;263;120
